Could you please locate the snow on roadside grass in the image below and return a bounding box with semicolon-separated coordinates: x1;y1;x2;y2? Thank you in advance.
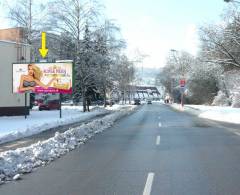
171;103;240;124
0;106;109;145
188;105;240;124
0;105;136;184
104;104;136;111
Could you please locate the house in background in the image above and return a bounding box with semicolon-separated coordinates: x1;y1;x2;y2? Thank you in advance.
0;27;25;43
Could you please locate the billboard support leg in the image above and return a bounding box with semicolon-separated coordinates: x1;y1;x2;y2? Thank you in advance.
60;94;62;118
25;93;27;119
181;93;184;108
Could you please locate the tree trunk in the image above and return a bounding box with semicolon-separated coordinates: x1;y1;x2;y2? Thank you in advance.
122;91;124;104
82;96;86;112
86;96;90;112
86;100;90;111
103;88;107;107
124;90;126;104
128;88;131;104
82;85;86;112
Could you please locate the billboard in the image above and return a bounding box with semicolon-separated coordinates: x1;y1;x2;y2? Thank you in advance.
13;62;73;94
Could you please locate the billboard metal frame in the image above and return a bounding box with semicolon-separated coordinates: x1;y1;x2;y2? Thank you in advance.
12;61;73;119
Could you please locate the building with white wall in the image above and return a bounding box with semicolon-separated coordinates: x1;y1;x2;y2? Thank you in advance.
0;40;31;116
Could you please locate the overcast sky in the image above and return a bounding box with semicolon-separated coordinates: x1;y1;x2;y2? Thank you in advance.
0;0;228;68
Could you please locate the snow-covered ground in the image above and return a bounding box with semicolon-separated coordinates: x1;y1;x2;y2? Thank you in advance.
171;103;240;124
0;105;132;145
0;105;137;183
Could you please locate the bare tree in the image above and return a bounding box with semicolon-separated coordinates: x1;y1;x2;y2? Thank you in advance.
47;0;101;60
93;20;126;106
199;7;240;70
47;0;101;111
112;55;135;104
4;0;48;60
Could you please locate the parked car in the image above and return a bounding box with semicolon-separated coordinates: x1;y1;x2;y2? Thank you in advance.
39;100;60;111
34;99;43;106
91;100;104;106
106;99;115;106
62;100;74;106
134;99;141;105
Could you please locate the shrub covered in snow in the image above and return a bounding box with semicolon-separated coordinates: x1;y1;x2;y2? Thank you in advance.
187;75;218;105
232;93;240;108
224;70;240;94
212;91;231;106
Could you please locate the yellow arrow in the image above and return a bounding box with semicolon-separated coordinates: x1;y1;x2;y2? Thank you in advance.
39;32;48;58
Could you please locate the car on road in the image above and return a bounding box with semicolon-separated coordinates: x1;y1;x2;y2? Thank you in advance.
134;99;141;105
147;100;152;104
39;100;61;111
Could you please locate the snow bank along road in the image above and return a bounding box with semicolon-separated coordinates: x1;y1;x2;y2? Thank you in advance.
0;105;135;151
0;105;137;184
0;106;114;145
0;112;110;153
1;103;240;194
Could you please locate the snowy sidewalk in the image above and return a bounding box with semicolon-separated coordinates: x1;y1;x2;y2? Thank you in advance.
0;105;132;145
170;103;240;124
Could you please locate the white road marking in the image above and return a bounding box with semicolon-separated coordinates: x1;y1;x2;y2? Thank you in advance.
158;116;161;119
156;136;160;145
158;122;162;127
143;172;155;195
234;132;240;136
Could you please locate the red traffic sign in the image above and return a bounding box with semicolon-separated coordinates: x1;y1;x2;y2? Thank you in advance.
180;79;186;87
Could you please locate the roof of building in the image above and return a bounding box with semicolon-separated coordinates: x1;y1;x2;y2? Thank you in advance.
0;40;30;46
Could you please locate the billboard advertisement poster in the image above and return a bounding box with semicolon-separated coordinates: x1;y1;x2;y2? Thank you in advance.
13;62;73;94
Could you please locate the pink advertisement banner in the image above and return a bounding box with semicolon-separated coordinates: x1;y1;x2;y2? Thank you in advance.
13;62;73;94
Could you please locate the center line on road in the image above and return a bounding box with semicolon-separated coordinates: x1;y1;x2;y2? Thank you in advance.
234;132;240;136
143;172;155;195
156;136;160;145
158;122;162;127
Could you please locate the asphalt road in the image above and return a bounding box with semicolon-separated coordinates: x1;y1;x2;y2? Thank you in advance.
1;103;240;195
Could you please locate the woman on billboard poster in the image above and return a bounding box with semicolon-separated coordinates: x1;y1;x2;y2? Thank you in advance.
18;64;56;92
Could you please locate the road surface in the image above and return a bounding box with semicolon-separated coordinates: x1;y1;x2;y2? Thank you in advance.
1;103;240;195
